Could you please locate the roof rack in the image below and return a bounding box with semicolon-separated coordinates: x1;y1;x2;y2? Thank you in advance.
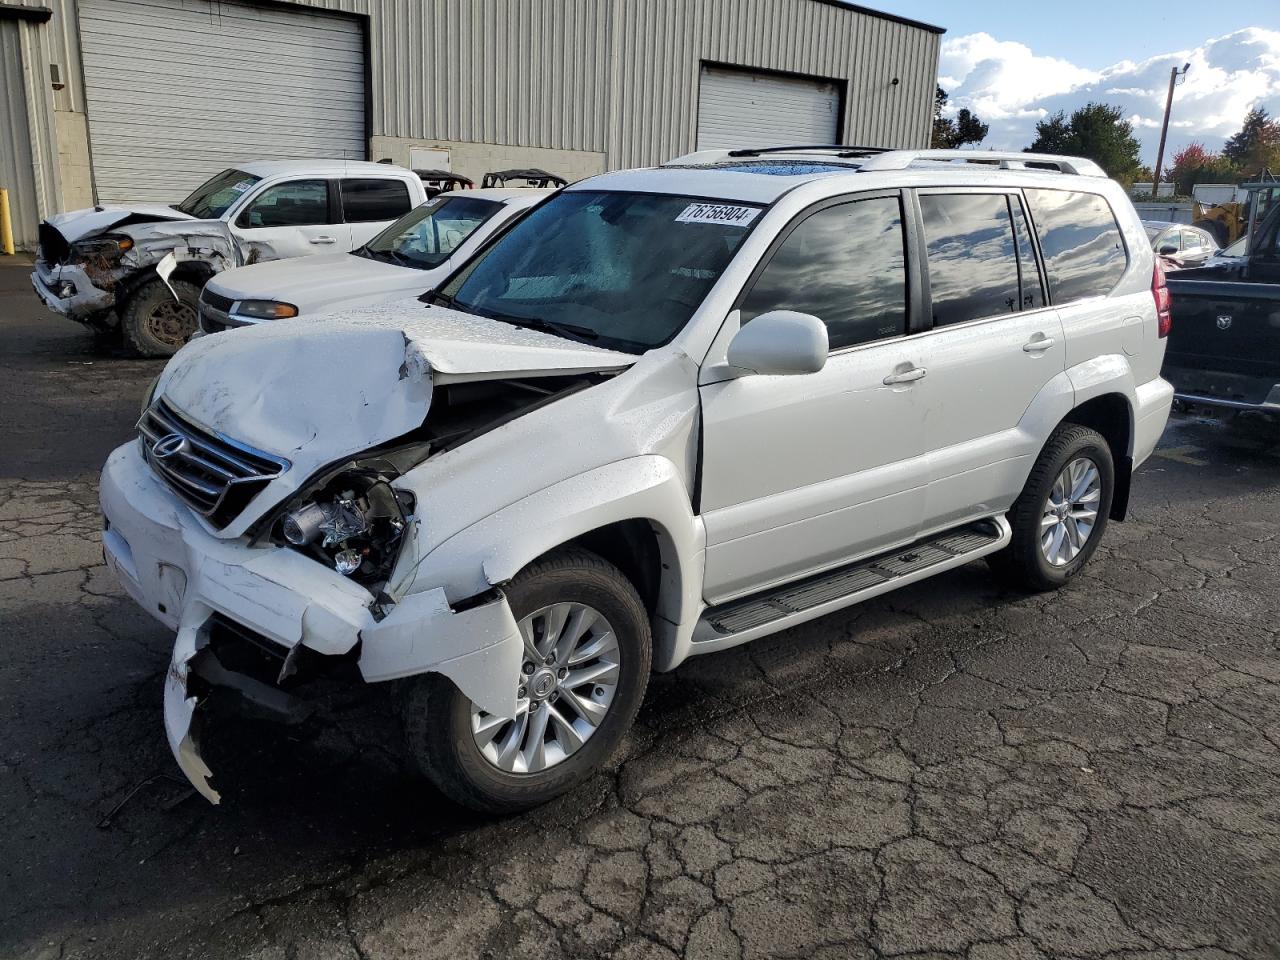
857;150;1107;178
665;145;885;166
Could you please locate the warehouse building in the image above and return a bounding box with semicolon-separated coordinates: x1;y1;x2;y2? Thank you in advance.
0;0;943;249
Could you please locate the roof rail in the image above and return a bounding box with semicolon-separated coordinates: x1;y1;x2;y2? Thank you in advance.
857;149;1107;178
665;145;885;167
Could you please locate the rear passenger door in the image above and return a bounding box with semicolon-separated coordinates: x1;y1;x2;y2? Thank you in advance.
910;189;1066;532
230;179;351;259
340;177;415;247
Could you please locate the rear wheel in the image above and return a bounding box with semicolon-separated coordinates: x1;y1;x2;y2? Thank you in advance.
990;423;1114;592
121;278;200;357
401;548;651;814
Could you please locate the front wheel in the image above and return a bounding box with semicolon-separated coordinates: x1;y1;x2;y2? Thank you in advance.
401;548;651;814
989;423;1114;592
121;278;200;357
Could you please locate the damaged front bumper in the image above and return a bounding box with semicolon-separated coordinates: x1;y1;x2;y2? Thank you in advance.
31;258;117;322
101;442;523;803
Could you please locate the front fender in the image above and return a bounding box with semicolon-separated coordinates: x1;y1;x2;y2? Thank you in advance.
403;456;705;673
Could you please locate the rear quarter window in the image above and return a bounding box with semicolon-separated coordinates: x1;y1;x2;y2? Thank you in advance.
1024;189;1128;304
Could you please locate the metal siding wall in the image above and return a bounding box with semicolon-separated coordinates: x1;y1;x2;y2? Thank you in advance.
273;0;937;164
606;0;938;170
1;19;41;247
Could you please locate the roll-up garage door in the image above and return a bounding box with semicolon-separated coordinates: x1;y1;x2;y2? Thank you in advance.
79;0;366;205
696;66;840;152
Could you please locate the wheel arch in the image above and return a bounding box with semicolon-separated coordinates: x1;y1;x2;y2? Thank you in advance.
404;456;705;673
1061;391;1134;521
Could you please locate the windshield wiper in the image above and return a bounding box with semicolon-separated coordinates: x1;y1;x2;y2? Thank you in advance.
479;309;601;343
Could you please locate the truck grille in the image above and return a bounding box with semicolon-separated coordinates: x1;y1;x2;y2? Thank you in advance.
138;398;290;528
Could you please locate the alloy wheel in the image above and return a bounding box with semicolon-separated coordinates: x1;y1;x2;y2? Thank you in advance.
1040;456;1101;566
470;601;620;774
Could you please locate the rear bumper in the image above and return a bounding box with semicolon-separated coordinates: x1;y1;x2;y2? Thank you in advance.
30;258;116;321
1133;377;1175;468
1163;364;1280;412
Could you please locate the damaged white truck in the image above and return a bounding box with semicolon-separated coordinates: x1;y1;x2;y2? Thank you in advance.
100;148;1174;813
33;161;425;356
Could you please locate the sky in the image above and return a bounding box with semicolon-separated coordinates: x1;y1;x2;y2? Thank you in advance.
877;1;1280;164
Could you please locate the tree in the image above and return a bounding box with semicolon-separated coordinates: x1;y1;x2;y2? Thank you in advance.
1026;102;1141;181
1168;141;1239;196
932;86;988;149
1222;106;1280;175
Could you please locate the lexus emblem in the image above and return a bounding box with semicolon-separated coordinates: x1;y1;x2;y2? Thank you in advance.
1217;315;1233;331
152;434;188;460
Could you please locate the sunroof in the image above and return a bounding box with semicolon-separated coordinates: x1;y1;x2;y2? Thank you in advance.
715;161;855;176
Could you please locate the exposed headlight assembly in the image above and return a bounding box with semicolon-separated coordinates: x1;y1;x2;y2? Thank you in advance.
71;234;134;260
278;471;414;588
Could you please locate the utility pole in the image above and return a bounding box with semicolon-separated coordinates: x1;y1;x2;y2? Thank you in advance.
1151;63;1190;197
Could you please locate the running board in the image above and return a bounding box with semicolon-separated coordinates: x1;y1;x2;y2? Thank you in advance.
690;517;1010;654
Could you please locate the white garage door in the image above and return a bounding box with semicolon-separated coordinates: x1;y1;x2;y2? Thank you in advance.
79;0;366;205
696;66;840;152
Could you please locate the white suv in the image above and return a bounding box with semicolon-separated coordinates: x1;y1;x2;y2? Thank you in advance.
99;147;1174;812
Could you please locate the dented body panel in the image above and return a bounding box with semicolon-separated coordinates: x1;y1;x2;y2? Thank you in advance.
32;160;426;328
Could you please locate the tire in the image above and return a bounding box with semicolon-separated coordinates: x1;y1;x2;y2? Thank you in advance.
401;547;651;814
989;423;1114;592
121;278;200;358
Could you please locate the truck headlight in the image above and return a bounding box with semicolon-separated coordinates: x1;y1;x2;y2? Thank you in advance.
234;300;299;320
71;234;134;260
277;474;413;586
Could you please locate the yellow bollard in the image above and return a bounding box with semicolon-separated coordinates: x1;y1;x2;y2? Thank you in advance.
0;188;14;255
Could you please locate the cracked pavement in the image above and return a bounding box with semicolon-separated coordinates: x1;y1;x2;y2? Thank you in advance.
2;258;1279;959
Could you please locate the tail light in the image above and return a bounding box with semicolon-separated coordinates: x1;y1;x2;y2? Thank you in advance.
1153;257;1172;338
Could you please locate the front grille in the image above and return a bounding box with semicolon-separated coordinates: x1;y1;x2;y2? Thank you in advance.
138;398;289;528
38;223;70;264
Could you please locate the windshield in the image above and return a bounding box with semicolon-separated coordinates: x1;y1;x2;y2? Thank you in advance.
357;195;503;269
1143;224;1164;241
439;191;761;353
177;169;261;218
1220;235;1248;257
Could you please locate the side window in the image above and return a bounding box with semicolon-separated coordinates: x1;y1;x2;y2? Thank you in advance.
1181;231;1203;250
740;196;907;350
1024;189;1128;304
238;180;330;229
341;178;413;223
1010;197;1045;310
920;193;1021;325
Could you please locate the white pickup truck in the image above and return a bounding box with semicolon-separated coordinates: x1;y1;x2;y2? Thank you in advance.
32;160;427;356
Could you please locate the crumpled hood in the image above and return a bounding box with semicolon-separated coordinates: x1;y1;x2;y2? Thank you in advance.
204;252;426;315
46;203;195;243
156;304;636;495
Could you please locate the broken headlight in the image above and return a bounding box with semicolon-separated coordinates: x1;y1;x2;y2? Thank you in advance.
70;234;134;260
277;473;414;588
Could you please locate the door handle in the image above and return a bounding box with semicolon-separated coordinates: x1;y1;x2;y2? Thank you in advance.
309;236;337;245
883;366;927;385
1023;336;1056;353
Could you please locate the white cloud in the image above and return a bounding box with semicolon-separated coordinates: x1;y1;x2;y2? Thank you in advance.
938;27;1280;163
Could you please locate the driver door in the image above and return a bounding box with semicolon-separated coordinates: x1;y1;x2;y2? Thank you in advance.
230;179;351;260
698;193;930;604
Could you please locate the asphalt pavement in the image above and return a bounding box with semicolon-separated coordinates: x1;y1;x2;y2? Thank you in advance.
2;255;1279;960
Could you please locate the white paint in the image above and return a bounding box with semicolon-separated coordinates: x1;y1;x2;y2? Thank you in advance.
202;190;550;320
97;150;1176;803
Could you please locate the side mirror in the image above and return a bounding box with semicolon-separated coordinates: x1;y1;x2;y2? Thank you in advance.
1157;243;1178;256
726;310;828;376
